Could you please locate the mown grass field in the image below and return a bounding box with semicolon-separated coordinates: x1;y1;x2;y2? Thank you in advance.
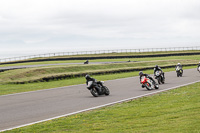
4;81;200;133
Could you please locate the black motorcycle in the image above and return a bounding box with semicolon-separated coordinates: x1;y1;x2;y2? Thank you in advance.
176;66;183;77
86;81;110;97
154;71;165;84
84;60;89;64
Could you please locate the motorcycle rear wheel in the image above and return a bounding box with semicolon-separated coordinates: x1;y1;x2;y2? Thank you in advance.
157;77;161;84
145;83;152;90
104;86;110;95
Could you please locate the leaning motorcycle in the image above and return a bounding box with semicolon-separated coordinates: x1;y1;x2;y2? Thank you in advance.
84;61;89;64
176;66;183;77
155;71;165;84
140;76;159;90
86;81;110;97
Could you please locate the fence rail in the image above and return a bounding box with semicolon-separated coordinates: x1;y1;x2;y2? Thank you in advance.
0;46;200;63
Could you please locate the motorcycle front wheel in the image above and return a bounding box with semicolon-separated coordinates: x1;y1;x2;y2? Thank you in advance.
161;77;165;84
145;83;152;90
157;77;161;84
180;72;183;77
90;88;99;97
177;72;180;77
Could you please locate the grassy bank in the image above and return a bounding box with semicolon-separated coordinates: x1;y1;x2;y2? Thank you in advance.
5;81;200;133
0;59;197;84
3;50;200;61
36;50;200;58
0;66;195;96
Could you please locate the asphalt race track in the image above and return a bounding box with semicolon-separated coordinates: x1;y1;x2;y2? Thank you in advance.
0;61;133;71
0;68;199;131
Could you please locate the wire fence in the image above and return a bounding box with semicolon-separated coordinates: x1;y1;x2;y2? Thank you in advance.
0;46;200;63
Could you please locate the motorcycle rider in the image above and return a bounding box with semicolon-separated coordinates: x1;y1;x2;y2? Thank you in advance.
84;59;89;64
154;65;165;80
85;74;102;92
197;62;200;71
175;63;183;73
139;71;157;88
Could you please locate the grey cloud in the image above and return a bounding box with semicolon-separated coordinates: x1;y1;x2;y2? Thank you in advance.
0;0;200;58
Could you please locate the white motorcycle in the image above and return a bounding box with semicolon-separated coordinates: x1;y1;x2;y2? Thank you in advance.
154;71;165;84
176;66;183;77
197;66;200;73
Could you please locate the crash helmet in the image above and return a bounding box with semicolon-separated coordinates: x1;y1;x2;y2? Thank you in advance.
155;65;158;68
85;74;91;80
139;71;143;76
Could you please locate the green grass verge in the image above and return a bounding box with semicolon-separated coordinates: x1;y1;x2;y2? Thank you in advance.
0;66;195;96
5;81;200;133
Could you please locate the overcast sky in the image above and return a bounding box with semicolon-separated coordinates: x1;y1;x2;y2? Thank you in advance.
0;0;200;58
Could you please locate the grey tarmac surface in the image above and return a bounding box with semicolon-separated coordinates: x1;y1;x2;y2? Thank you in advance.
0;68;200;131
0;61;132;70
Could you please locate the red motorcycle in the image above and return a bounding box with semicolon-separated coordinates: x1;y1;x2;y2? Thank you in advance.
141;76;159;90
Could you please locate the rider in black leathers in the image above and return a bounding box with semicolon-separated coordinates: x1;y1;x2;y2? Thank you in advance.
85;74;102;92
139;71;156;88
84;59;89;64
154;65;165;79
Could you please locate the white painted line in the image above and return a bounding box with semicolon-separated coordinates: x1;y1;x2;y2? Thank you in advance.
1;79;200;132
